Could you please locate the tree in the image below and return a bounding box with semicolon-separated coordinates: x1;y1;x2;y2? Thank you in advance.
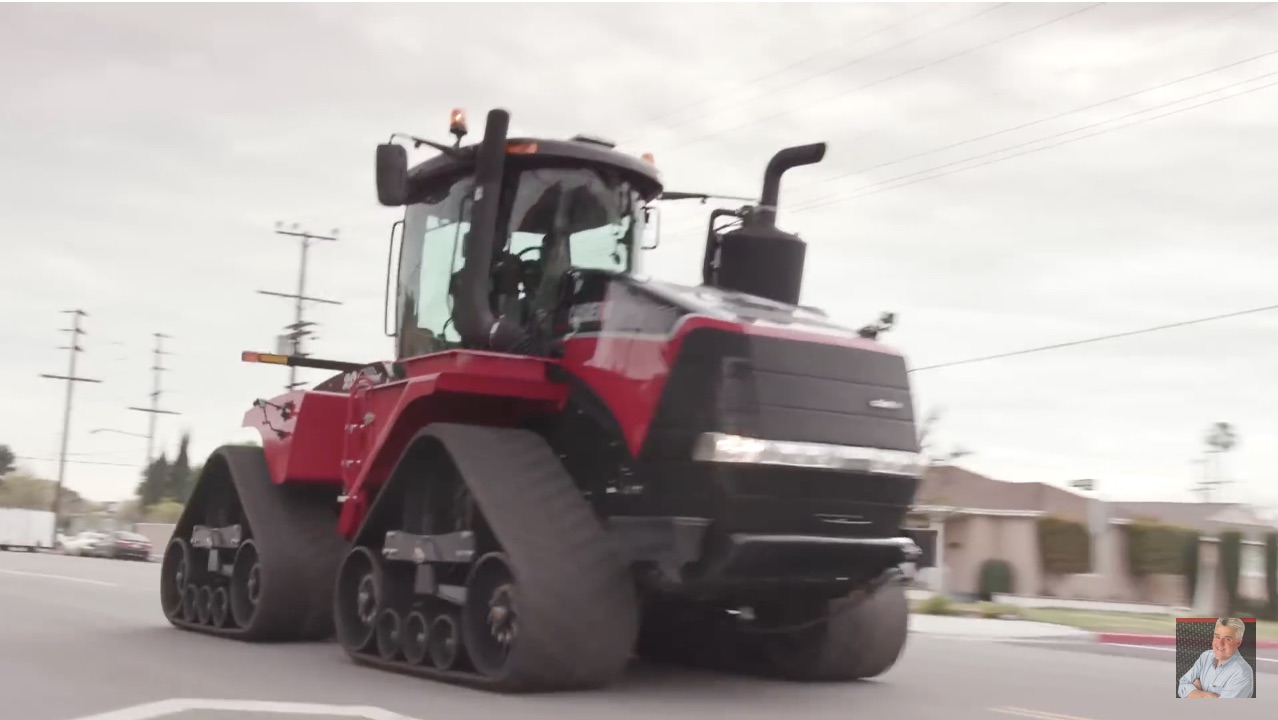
167;432;193;503
135;453;171;509
1199;422;1240;502
0;444;15;476
916;406;972;466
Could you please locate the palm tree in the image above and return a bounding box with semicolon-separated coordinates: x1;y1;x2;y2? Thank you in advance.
1202;422;1239;502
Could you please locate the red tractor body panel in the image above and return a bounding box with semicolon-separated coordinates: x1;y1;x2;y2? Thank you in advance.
241;351;568;538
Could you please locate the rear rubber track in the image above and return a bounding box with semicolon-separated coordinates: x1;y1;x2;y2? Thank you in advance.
160;444;349;641
339;423;640;693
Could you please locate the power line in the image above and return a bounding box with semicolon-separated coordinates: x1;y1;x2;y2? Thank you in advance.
257;222;342;391
808;1;1273;176
653;5;1270;240
794;14;1278;195
908;301;1278;374
656;3;1102;155
16;455;141;469
127;332;179;468
38;309;102;541
790;67;1278;214
618;2;951;146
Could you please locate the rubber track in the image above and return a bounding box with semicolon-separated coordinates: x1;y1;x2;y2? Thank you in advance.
345;423;640;693
163;444;349;641
761;579;910;681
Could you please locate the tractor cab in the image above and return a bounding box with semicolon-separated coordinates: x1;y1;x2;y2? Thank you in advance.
376;110;663;360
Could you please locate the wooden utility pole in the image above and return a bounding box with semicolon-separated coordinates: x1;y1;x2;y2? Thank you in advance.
39;309;102;542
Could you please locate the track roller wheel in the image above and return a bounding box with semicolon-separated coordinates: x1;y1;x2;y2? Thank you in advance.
461;552;521;678
229;539;263;629
210;587;230;627
403;611;430;666
762;579;910;681
428;610;463;671
181;585;199;623
160;537;192;622
375;609;403;661
195;586;213;625
334;546;383;653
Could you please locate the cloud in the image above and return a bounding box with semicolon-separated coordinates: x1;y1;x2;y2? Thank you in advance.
1;2;1275;511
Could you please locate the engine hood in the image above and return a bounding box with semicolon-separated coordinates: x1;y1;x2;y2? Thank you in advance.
627;276;872;342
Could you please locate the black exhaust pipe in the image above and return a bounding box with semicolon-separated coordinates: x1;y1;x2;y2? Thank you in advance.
712;142;827;306
755;142;826;229
454;109;510;349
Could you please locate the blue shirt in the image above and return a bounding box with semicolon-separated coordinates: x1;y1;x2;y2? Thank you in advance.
1178;648;1254;698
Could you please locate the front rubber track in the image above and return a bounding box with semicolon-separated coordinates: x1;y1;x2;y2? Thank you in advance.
162;444;348;641
342;423;640;693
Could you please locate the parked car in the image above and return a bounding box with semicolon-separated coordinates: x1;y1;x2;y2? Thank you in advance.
61;531;106;556
90;531;153;561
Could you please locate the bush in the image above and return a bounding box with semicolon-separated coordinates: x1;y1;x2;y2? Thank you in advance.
1124;520;1195;577
1037;516;1091;574
978;558;1014;601
1264;532;1277;620
1219;530;1242;614
1183;530;1201;606
915;594;954;615
976;601;1020;619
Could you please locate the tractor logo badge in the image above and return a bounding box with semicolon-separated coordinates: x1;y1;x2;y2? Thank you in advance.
869;399;903;410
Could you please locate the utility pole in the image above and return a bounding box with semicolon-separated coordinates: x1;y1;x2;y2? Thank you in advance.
39;309;102;543
129;333;180;468
257;222;342;391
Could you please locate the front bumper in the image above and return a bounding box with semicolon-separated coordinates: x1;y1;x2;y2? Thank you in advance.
608;515;920;589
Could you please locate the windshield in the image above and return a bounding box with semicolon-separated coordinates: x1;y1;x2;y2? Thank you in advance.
396;165;646;359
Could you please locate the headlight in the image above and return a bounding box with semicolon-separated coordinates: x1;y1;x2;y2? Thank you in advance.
691;432;923;477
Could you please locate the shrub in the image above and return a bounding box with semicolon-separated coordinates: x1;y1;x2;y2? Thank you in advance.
1183;530;1201;606
915;593;954;615
1264;532;1277;620
976;601;1020;619
1219;530;1242;615
978;558;1014;601
1124;520;1194;577
1037;516;1091;574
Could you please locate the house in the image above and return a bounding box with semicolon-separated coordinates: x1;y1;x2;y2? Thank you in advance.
904;465;1277;606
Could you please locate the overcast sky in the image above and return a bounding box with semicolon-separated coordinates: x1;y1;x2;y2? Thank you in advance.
2;2;1276;511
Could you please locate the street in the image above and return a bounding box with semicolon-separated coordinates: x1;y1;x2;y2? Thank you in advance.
0;552;1264;720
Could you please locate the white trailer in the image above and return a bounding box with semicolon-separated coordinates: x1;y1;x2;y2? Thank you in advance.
0;508;57;551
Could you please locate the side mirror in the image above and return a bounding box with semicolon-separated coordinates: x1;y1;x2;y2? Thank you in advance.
376;143;409;206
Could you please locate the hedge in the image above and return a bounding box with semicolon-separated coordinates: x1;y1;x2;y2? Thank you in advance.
1123;520;1196;577
1219;530;1242;615
1182;530;1201;606
978;558;1014;601
1037;516;1091;574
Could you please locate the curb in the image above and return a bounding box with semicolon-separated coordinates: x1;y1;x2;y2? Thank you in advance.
1096;632;1278;649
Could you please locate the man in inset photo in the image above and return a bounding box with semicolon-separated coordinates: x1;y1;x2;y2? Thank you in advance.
1178;618;1255;698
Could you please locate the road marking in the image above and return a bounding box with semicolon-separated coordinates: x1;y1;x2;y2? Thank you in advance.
0;568;116;586
66;699;425;720
990;708;1095;720
1105;642;1278;662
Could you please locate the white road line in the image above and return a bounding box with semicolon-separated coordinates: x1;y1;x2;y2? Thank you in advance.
991;707;1095;720
0;568;116;586
66;699;425;720
1104;642;1278;662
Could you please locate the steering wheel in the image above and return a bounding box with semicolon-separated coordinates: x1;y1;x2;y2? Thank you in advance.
514;245;543;299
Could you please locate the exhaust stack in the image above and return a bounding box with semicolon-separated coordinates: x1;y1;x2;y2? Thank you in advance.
711;142;826;306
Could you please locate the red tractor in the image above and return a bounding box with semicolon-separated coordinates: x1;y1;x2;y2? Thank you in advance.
159;108;923;693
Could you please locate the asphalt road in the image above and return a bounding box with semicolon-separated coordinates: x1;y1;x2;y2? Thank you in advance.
0;552;1265;720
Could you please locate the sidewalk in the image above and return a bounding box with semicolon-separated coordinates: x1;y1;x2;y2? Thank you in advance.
906;588;1278;648
909;613;1094;641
